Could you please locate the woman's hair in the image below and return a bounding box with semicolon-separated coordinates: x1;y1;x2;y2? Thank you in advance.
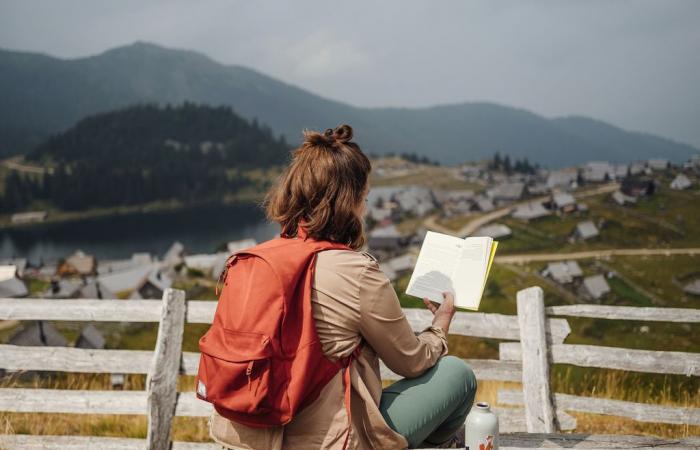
264;124;371;250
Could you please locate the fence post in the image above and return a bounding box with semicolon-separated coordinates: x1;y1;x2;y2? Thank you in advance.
146;288;186;450
516;286;557;433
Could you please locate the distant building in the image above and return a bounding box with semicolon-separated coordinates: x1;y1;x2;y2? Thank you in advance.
0;258;27;277
184;252;229;278
613;164;629;179
9;321;67;347
98;253;153;275
546;169;578;190
551;192;577;213
227;239;257;254
368;224;406;251
474;197;495;213
10;211;48;225
473;224;512;240
574;221;599;240
163;241;185;267
647;158;670;171
582;162;614;183
44;278;83;299
684;279;700;296
379;254;416;282
129;271;172;300
542;261;583;284
79;280;116;299
670;174;692;190
621;177;655;197
0;265;28;298
582;274;611;300
511;202;550;221
611;190;637;206
488;182;525;204
75;324;106;349
57;250;96;276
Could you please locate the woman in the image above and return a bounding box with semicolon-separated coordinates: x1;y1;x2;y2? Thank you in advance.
209;124;477;449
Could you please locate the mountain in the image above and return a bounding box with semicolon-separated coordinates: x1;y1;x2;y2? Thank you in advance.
2;103;289;212
0;42;697;167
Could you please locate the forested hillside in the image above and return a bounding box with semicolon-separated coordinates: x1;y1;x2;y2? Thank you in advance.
1;103;290;212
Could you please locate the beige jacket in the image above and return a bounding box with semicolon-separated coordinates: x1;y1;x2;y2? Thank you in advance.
209;249;449;450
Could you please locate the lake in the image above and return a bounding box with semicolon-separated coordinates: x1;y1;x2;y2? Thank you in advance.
0;202;280;264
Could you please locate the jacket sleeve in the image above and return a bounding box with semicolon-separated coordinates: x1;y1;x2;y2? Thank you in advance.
358;257;448;378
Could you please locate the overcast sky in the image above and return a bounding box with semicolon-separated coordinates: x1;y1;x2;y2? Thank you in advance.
2;0;699;148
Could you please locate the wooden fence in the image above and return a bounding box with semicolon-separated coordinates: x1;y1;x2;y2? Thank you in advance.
0;287;698;449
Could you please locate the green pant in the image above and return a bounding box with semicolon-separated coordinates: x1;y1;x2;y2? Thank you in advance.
379;356;477;448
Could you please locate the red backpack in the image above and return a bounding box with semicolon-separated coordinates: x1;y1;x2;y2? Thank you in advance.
195;226;360;433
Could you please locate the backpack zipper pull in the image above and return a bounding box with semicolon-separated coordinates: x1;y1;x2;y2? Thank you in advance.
246;360;254;391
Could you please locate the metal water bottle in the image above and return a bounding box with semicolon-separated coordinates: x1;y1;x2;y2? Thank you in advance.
465;401;499;450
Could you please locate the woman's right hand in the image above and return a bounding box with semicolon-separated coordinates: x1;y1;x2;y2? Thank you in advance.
423;292;456;334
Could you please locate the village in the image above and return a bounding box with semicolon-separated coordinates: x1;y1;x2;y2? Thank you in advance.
1;153;699;368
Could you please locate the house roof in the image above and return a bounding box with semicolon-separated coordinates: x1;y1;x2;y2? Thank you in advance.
98;264;153;294
369;224;402;238
387;254;416;273
163;241;185;266
65;250;95;275
684;279;700;296
0;265;17;282
0;258;27;277
670;174;692;190
475;198;495;212
0;277;28;298
545;261;583;284
9;321;67;347
474;224;512;239
576;221;599;239
488;182;525;201
612;190;637;205
227;239;257;254
546;170;578;189
583;274;611;299
79;280;116;299
512;202;550;220
552;192;576;209
44;278;83;299
76;324;106;349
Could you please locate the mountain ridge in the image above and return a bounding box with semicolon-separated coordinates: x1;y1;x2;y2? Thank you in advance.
0;42;697;167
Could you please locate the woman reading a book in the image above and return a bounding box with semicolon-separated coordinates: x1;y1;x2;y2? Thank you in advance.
209;125;477;449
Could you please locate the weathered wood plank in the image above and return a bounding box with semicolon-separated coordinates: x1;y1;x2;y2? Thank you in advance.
3;433;696;450
0;345;153;373
146;288;186;450
0;388;146;415
0;297;571;341
516;287;556;433
499;433;700;449
493;407;577;432
380;358;523;382
0;435;220;450
546;304;700;323
0;389;212;417
499;342;700;376
498;389;700;425
0;298;163;322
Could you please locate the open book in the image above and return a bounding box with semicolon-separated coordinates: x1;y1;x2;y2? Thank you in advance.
405;231;498;310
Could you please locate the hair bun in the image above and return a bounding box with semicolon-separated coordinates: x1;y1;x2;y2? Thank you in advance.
323;124;353;145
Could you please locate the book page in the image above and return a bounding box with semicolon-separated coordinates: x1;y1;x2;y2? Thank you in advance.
405;231;463;304
452;237;493;309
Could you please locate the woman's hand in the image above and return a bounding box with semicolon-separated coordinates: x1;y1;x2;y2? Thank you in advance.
423;292;456;334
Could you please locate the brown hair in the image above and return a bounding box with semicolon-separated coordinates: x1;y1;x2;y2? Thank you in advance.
264;124;371;249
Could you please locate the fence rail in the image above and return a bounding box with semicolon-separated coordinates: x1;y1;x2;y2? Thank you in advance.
1;287;698;449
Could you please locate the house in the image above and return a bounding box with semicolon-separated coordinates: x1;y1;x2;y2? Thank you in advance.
227;239;257;254
75;324;106;349
611;190;637;206
57;250;96;276
98;253;153;275
582;162;614;183
473;224;512;240
582;274;611;300
79;280;116;299
613;164;629;179
129;271;172;300
9;321;67;347
163;241;185;267
184;252;229;278
511;202;550;221
670;174;692;190
10;211;48;225
647;158;670;171
574;221;599;240
621;177;655;197
487;182;525;204
628;162;646;175
474;197;495;213
394;186;435;217
368;206;394;223
0;258;27;277
551;192;577;213
546;169;578;190
368;225;406;251
43;278;84;299
542;261;583;284
0;265;28;298
684;279;700;296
